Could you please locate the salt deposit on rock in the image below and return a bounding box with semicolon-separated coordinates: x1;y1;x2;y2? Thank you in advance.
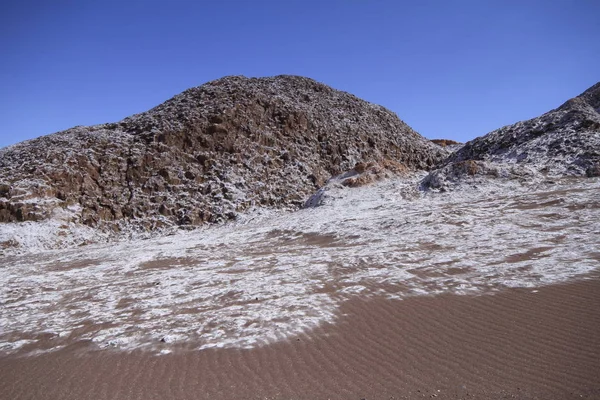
0;75;445;236
422;82;600;191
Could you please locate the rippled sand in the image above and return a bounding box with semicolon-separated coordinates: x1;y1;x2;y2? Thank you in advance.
1;278;599;399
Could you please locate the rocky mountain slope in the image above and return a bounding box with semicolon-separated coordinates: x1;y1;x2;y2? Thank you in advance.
0;75;445;233
422;82;600;190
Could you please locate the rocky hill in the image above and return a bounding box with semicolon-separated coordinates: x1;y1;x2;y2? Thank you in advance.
422;82;600;190
0;75;445;232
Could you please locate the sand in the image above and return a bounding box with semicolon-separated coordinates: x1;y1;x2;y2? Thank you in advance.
1;275;599;400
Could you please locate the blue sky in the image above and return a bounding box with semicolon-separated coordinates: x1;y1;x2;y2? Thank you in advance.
1;0;598;148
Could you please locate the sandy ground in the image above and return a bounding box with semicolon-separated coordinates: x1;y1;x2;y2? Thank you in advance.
1;275;599;400
2;177;599;399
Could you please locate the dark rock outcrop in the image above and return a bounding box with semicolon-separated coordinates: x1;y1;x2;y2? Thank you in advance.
422;82;600;190
0;75;445;229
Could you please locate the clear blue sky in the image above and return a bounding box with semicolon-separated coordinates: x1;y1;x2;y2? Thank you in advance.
1;0;598;148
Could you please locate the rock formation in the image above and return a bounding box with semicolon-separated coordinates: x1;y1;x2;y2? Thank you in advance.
0;75;445;230
430;139;462;147
422;82;600;190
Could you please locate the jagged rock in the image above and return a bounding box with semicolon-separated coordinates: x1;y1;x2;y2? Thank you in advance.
446;82;600;174
0;75;445;230
422;82;600;190
586;163;600;177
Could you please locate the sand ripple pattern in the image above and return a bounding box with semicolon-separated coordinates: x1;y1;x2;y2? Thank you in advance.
1;177;599;354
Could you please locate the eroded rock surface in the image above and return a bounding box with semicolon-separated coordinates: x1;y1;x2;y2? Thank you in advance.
422;82;600;190
0;75;445;231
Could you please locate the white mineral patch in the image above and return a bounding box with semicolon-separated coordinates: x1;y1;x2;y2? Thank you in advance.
1;176;599;355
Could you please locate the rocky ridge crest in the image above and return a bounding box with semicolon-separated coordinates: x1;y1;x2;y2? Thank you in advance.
422;82;600;191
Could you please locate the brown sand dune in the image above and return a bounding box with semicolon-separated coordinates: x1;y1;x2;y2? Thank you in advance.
1;275;599;400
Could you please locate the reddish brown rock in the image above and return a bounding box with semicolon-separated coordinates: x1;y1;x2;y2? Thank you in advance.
0;75;446;230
